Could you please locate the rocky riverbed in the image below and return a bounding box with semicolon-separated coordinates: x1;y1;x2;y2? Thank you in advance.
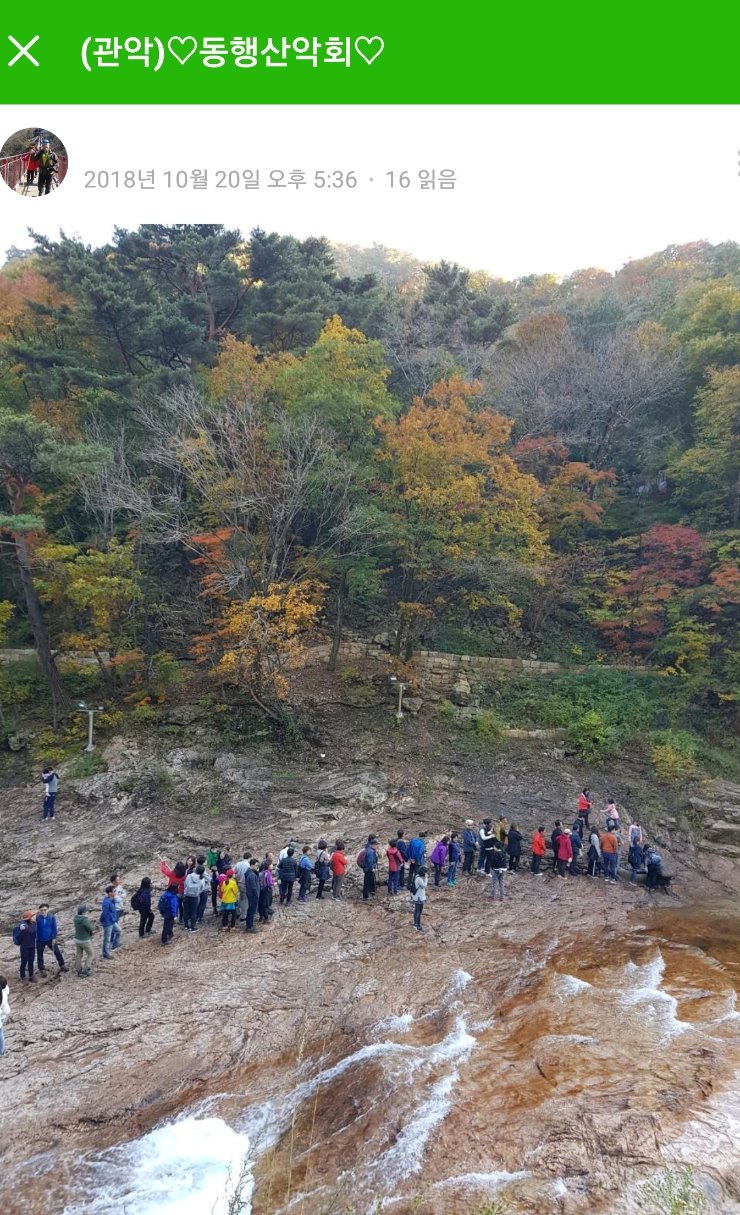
2;723;740;1214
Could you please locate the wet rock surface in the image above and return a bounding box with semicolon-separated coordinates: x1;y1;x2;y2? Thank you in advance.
1;731;740;1214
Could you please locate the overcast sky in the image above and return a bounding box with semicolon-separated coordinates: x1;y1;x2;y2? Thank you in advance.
1;105;738;278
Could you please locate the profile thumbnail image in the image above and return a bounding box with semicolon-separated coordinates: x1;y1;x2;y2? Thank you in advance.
0;128;68;198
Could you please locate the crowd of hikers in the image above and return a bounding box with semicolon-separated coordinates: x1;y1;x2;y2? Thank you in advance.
1;787;668;1053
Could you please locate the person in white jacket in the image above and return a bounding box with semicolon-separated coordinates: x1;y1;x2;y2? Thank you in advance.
0;976;10;1056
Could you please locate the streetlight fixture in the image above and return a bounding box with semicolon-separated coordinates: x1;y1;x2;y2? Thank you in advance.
77;702;104;752
389;676;409;721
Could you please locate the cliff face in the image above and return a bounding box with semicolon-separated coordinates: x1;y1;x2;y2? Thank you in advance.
2;717;739;1215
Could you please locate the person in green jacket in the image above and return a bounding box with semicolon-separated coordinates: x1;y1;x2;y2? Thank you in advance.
73;903;95;978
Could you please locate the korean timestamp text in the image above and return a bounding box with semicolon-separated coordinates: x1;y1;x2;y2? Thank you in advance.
83;169;458;191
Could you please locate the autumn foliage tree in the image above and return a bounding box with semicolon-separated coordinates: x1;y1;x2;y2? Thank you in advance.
375;376;547;655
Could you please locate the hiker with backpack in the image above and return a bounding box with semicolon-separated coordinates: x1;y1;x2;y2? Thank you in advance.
15;911;37;982
447;833;461;886
36;141;57;195
278;848;298;905
462;820;478;874
35;904;67;975
298;846;314;903
407;831;427;890
131;878;154;936
330;840;347;900
628;838;646;883
395;830;409;888
0;977;10;1054
159;883;179;945
360;836;379;900
645;845;663;890
386;839;404;894
73;904;95;977
182;867;202;931
196;867;210;924
245;859;260;931
315;840;331;899
258;862;274;922
411;865;428;932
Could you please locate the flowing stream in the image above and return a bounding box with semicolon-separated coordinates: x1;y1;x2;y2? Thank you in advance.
18;901;740;1215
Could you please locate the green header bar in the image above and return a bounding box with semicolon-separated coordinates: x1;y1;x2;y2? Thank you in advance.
2;2;739;102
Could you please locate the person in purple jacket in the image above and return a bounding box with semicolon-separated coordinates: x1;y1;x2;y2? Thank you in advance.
430;836;450;887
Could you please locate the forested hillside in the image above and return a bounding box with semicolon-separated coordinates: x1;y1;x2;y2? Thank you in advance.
0;225;737;779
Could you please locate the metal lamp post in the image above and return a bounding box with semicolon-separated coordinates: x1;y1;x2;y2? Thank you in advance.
77;702;104;752
389;676;408;721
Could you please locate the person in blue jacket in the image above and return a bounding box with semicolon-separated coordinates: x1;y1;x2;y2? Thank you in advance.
407;831;427;891
462;820;478;874
99;885;121;959
159;883;179;945
447;833;462;886
35;904;67;974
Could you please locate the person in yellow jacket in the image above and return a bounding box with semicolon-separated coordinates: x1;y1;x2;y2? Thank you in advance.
219;871;239;930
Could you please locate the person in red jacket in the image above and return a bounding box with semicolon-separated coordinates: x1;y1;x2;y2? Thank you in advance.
330;840;347;901
556;829;573;877
530;827;546;875
577;788;593;829
160;859;186;922
386;839;403;895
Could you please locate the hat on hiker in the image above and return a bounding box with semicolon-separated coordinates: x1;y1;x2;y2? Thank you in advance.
465;819;474;825
77;903;89;914
22;909;34;920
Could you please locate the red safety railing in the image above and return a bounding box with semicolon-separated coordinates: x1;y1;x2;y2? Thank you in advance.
0;152;29;191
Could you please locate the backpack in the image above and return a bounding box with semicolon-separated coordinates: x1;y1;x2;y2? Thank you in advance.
158;891;172;917
12;923;23;947
130;889;142;912
356;849;366;869
316;853;330;881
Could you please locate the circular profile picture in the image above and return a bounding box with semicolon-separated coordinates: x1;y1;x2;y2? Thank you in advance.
0;127;68;198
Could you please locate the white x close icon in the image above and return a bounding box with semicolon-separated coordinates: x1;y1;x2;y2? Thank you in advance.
7;34;40;67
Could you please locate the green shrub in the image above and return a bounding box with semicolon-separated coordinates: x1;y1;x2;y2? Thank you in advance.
567;710;618;761
474;710;506;742
437;698;456;719
65;751;107;779
651;745;697;785
641;1166;707;1214
650;729;699;784
129;702;158;728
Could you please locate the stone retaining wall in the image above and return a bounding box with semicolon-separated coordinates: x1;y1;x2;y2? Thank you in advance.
306;639;644;692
